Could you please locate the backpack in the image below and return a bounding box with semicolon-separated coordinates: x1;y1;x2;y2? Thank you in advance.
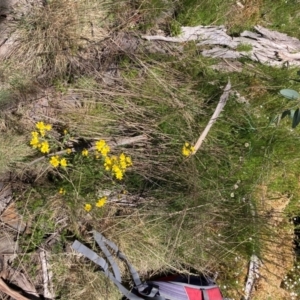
71;231;225;300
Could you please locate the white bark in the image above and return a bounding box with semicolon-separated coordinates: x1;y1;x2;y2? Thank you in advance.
143;25;300;67
244;255;261;300
40;250;54;300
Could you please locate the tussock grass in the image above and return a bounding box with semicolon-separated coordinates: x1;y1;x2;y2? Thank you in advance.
1;0;108;85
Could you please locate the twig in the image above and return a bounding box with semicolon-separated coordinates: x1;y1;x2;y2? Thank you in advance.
192;80;231;154
0;277;31;300
27;134;148;166
40;250;54;300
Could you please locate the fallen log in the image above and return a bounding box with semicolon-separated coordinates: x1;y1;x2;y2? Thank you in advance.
143;25;300;67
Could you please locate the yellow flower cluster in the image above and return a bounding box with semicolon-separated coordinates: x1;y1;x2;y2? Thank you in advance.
30;122;52;153
36;121;52;137
30;133;50;153
182;142;195;157
49;156;67;168
95;140;110;157
94;139;132;180
104;153;132;180
30;122;52;154
84;196;107;212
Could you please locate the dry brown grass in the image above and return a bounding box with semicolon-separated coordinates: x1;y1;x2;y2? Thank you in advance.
226;0;264;33
0;131;33;173
1;0;108;84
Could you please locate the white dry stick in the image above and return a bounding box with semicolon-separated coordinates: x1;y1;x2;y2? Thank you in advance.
40;250;54;300
244;254;261;300
192;80;231;154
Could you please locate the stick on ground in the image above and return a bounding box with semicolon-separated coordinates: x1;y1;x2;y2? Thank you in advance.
192;80;231;154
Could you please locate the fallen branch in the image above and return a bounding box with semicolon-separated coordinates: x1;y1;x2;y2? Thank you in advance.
243;254;261;300
0;277;31;300
40;250;54;300
192;80;231;154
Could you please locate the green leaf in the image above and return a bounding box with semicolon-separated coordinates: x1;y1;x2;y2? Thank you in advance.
292;108;300;128
280;89;300;100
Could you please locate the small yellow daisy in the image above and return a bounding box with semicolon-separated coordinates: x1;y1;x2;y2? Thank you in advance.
82;149;89;157
59;188;66;195
60;158;67;167
96;197;107;208
50;156;60;168
84;204;92;212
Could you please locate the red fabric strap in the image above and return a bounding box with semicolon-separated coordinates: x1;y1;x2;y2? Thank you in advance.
185;287;202;300
206;287;223;300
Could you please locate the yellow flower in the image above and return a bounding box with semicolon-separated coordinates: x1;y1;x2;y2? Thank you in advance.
125;156;132;167
104;156;113;171
96;197;107;208
36;121;52;137
101;145;110;157
44;124;52;131
31;131;39;138
66;148;72;154
95;140;110;157
63;129;68;135
182;147;190;156
36;121;45;131
84;203;92;212
50;156;60;167
119;153;127;170
112;165;123;180
60;158;67;167
30;132;40;148
40;141;50;153
182;142;195;157
59;188;66;195
82;149;89;156
95;140;106;151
